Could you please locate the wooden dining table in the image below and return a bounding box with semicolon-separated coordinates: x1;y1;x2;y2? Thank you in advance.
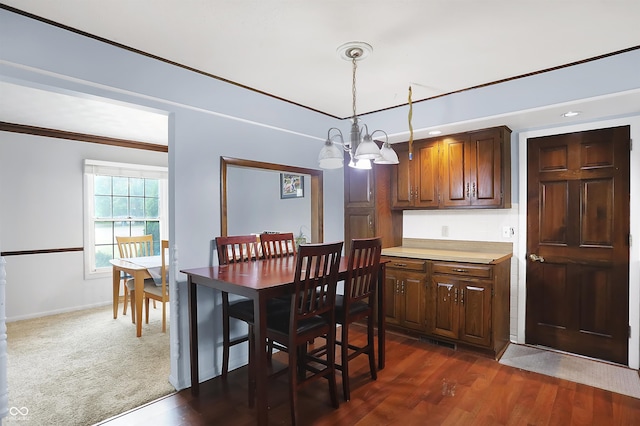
110;255;162;337
181;255;387;426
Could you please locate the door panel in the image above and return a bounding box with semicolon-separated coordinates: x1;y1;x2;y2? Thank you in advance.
581;179;613;245
345;209;374;240
402;275;426;331
526;126;630;365
431;277;458;339
460;282;491;347
415;140;440;207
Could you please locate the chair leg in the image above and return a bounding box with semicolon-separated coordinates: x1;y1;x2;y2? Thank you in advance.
367;316;377;381
129;290;136;324
145;297;151;324
161;300;167;333
288;343;299;426
122;281;128;315
327;329;339;409
247;325;255;408
341;324;351;401
221;292;231;379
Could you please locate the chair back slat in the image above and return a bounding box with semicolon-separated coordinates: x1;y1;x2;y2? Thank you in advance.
345;237;382;304
260;232;296;259
116;235;154;258
291;241;343;328
216;235;260;265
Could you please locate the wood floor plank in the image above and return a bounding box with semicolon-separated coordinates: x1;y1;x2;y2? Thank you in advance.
99;326;640;426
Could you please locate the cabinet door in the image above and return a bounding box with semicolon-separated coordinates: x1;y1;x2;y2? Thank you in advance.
345;167;374;208
440;135;471;208
430;275;459;339
413;140;440;208
469;128;503;207
345;209;375;241
400;272;427;331
391;144;412;208
459;281;492;347
384;269;402;326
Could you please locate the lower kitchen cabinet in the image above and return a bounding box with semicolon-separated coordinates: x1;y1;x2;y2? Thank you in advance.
383;255;511;358
430;273;492;348
384;258;428;332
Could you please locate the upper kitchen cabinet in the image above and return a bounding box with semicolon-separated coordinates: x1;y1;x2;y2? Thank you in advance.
391;126;511;210
391;139;439;209
440;126;511;208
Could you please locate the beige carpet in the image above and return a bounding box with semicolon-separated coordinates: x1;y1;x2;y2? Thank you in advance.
499;343;640;399
5;303;174;425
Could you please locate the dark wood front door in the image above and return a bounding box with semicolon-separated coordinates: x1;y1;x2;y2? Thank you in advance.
525;126;630;365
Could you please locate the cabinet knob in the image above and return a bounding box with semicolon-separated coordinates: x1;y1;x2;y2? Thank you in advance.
452;268;468;273
466;183;470;198
472;182;476;198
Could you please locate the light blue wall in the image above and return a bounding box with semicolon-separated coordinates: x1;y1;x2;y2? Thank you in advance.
0;9;344;389
2;8;640;387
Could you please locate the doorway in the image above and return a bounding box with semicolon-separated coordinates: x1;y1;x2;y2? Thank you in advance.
525;126;630;365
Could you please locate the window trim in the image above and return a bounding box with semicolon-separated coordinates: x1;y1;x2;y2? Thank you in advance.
83;159;168;279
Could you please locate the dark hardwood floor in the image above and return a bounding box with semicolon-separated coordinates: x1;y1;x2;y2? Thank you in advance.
99;326;640;425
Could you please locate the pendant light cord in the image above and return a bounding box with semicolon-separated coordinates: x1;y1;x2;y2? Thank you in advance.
408;86;413;160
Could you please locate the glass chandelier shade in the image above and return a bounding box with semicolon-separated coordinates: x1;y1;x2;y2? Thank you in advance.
318;129;344;169
374;141;400;164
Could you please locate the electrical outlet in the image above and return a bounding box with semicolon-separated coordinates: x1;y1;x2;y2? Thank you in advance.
502;226;514;239
442;225;449;237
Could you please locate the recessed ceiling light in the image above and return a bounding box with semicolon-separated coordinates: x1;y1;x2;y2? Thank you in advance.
429;130;442;135
562;111;581;117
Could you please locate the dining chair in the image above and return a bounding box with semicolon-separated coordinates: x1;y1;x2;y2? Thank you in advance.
334;237;382;401
116;234;154;323
260;232;296;259
264;241;343;425
215;235;262;380
141;239;170;333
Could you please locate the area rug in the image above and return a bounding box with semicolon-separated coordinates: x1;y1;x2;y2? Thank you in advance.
499;343;640;399
4;303;174;425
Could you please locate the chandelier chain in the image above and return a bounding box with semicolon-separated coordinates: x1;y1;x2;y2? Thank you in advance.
352;57;358;121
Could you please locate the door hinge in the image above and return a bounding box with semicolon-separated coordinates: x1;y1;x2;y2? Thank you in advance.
630;139;633;151
629;325;632;339
629;233;632;247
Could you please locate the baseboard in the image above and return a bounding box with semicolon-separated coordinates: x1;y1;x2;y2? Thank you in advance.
6;301;112;322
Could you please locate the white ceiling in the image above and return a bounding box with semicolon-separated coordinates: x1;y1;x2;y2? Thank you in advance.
1;1;640;142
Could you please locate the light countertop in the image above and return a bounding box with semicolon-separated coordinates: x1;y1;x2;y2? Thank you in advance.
381;238;513;265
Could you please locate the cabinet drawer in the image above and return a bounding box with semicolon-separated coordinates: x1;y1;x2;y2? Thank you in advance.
432;262;492;278
384;257;427;272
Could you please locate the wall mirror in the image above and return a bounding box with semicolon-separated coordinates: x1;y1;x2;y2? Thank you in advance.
220;157;323;243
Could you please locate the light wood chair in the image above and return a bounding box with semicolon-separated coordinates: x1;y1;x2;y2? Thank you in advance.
260;232;296;259
141;239;170;333
264;241;343;425
116;235;154;323
334;237;382;401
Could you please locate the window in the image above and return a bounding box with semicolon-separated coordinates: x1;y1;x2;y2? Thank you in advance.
84;160;168;277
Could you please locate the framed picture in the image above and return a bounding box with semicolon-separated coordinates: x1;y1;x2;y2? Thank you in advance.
280;173;304;199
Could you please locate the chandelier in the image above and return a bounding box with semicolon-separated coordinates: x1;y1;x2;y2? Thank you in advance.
318;42;399;170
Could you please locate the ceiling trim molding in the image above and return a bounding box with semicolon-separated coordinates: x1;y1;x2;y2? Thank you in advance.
0;121;168;152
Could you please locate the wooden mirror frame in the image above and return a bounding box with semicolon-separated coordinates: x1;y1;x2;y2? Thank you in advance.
220;156;323;243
